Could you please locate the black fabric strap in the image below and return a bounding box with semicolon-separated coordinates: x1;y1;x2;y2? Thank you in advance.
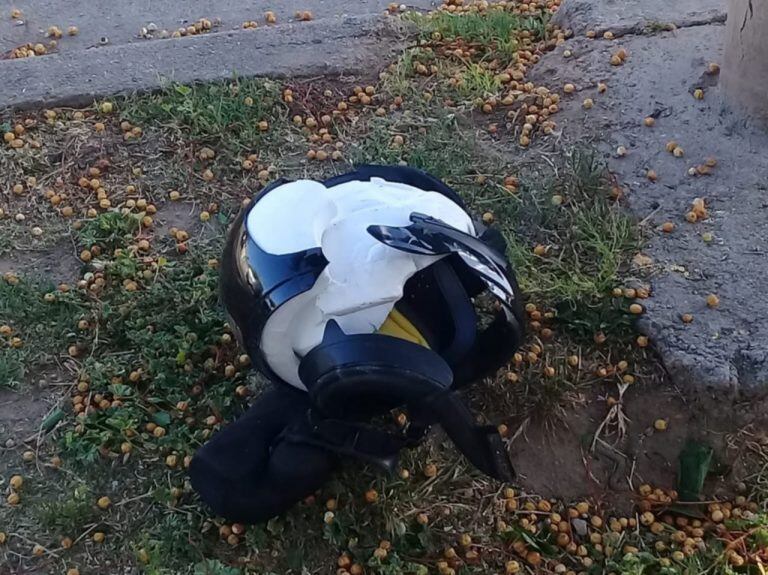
431;260;476;366
188;386;338;523
411;391;515;482
281;416;429;473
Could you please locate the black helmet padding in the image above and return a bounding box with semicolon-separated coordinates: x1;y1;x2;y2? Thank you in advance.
299;320;453;420
189;386;338;523
299;321;515;482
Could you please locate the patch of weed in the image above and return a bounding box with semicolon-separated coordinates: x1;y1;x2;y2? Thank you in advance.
37;484;96;535
347;113;477;184
124;78;287;156
0;276;85;386
502;148;639;341
77;211;141;250
410;10;545;62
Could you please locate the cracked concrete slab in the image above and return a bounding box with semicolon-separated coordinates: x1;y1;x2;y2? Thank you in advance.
531;6;768;391
552;0;726;36
1;0;437;110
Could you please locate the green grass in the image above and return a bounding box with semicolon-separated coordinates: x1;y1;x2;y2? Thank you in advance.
37;484;97;534
0;276;85;388
410;10;546;61
347;113;479;184
123;78;288;157
502;148;639;341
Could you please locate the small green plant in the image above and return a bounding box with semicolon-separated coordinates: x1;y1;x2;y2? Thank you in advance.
37;484;96;534
123;78;287;154
193;559;242;575
0;277;84;386
410;10;543;61
77;211;141;250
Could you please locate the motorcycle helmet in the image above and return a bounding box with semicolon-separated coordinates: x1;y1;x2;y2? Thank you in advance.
190;165;525;523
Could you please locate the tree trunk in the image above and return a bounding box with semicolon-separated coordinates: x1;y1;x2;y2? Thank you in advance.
722;0;768;122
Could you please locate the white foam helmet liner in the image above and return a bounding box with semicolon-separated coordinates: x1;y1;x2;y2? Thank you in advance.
246;177;474;389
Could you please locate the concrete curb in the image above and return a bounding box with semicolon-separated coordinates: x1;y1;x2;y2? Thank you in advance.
551;0;726;35
537;0;768;391
1;15;406;110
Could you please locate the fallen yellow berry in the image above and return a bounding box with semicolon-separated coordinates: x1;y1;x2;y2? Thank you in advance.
526;551;542;566
97;496;111;510
643;116;655;127
364;489;379;503
706;294;719;308
654;419;667;431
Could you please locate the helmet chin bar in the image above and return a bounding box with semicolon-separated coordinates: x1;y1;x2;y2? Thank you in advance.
191;166;524;524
